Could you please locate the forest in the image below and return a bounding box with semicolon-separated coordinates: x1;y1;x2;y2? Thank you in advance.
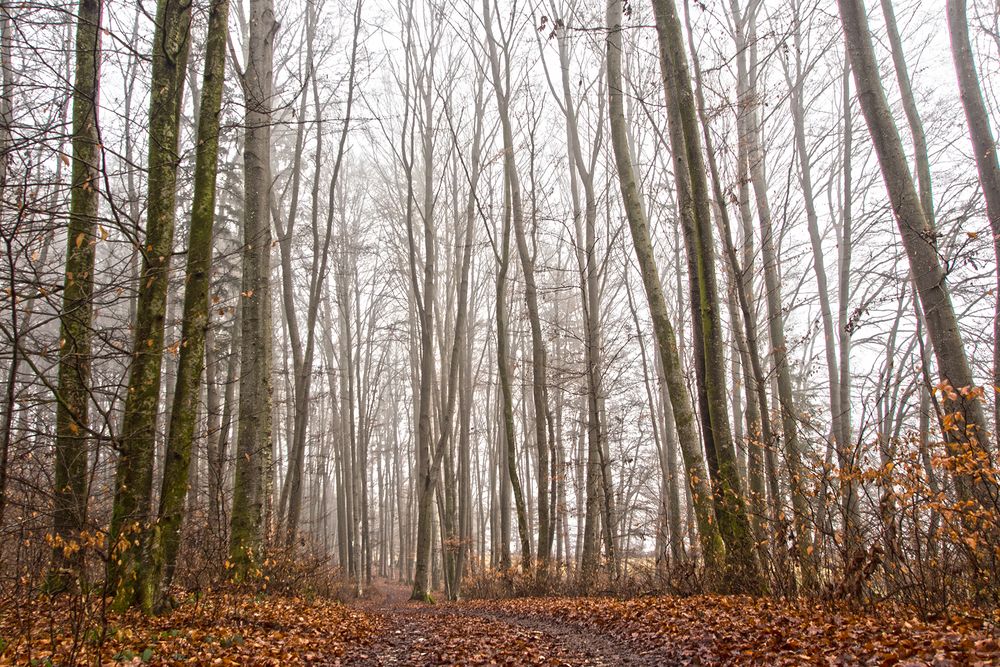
1;0;1000;662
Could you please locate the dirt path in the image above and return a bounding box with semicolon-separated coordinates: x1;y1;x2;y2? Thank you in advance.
340;581;669;666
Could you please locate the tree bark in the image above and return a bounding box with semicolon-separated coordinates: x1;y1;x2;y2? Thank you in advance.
50;0;102;592
109;0;191;609
836;0;996;508
409;10;443;598
728;0;815;591
783;0;859;563
607;0;725;577
143;0;230;612
652;0;762;591
229;0;277;577
494;180;532;574
283;0;360;545
679;0;769;562
837;52;857;564
947;0;1000;456
483;0;550;570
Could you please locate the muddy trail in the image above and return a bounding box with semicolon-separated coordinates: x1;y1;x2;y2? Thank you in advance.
341;581;670;666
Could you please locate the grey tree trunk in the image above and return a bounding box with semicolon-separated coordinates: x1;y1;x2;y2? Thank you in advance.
409;9;443;598
282;0;360;545
482;0;533;575
209;304;240;547
549;12;612;581
947;0;1000;456
783;0;858;562
229;0;277;577
728;0;815;591
0;0;17;526
434;79;484;598
836;0;996;508
837;52;856;561
483;0;550;569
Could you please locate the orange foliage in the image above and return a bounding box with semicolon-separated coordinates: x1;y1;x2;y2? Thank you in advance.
0;593;380;665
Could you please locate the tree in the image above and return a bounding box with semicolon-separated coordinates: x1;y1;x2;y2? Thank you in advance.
607;0;725;577
107;0;192;609
407;0;446;599
143;0;231;612
651;0;763;591
482;0;533;576
947;0;1000;455
0;0;18;526
49;0;102;592
229;0;277;577
483;0;550;573
781;0;859;562
438;69;486;598
728;0;818;591
836;0;997;509
540;2;614;581
279;0;361;547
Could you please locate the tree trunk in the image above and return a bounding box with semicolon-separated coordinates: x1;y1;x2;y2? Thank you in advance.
143;0;230;612
49;0;102;592
495;181;532;574
283;0;360;545
209;304;240;548
783;0;858;563
481;0;534;575
652;0;762;592
409;14;442;598
229;0;276;577
434;81;484;598
0;0;16;526
947;0;1000;456
837;51;857;564
679;0;769;563
728;0;815;591
606;0;725;577
108;0;191;609
836;0;996;508
483;0;549;570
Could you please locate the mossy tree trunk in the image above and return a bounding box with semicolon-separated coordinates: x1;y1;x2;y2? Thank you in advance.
725;0;815;591
650;0;762;592
142;0;230;613
108;0;191;610
679;0;770;562
606;0;725;578
50;0;102;592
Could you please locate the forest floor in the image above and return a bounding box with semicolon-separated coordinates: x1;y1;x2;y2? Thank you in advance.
341;580;668;665
2;578;1000;665
340;580;1000;666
